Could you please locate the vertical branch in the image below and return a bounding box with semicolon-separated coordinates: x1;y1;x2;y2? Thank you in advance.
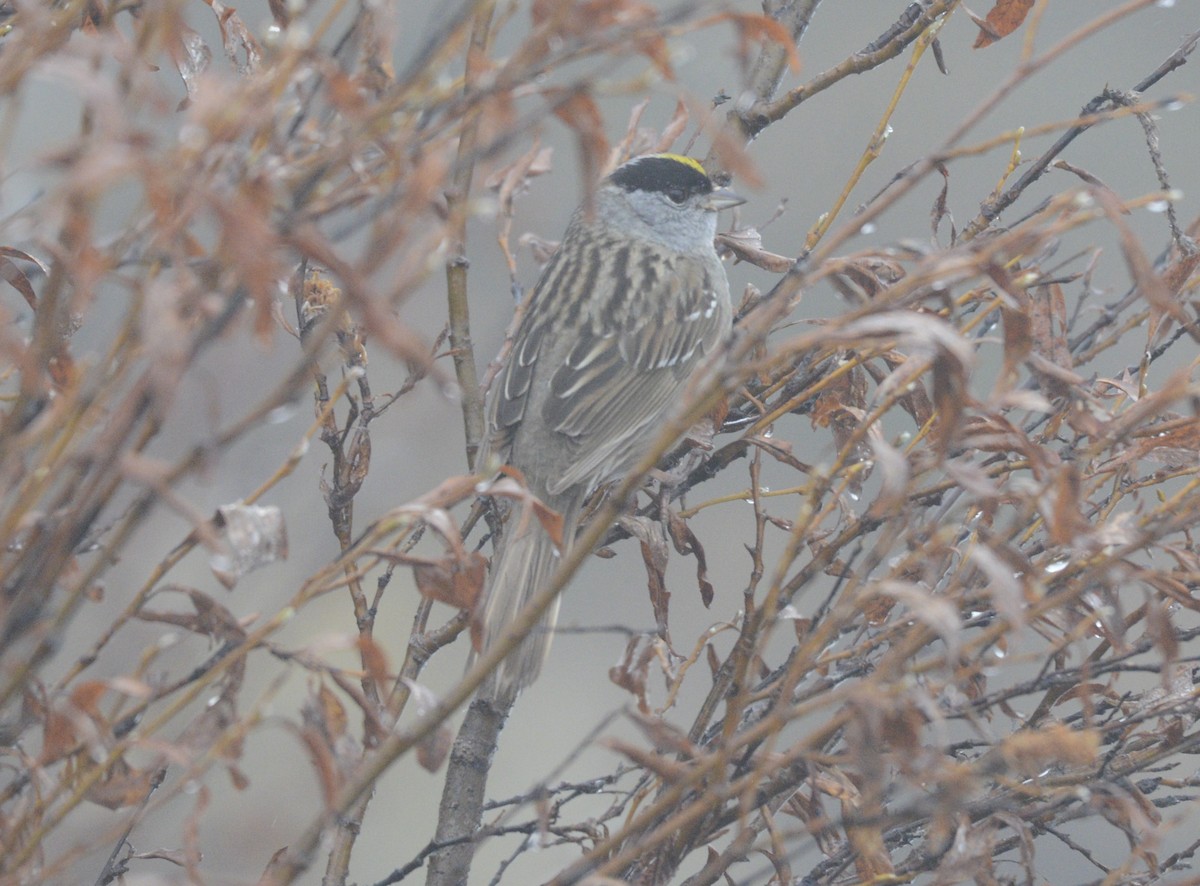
425;7;502;885
725;0;823;147
446;2;497;472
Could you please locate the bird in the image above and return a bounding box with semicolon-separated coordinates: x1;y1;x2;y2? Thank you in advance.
478;153;744;704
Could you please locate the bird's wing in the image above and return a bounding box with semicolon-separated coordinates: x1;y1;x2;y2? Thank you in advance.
541;253;726;493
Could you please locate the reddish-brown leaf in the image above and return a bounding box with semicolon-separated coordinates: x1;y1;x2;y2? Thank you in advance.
623;515;671;635
412;551;488;611
998;724;1099;776
666;509;715;607
608;633;658;714
86;758;158;810
711;12;801;72
0;246;45;310
973;0;1035;48
1044;463;1088;547
357;636;392;700
417;725;453;773
551;89;610;190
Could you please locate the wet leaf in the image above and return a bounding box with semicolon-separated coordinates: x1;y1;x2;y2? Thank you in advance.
622;514;671;635
666;509;714;607
973;0;1035;49
86;758;158;810
209;503;288;589
0;246;45;310
409;551;488;611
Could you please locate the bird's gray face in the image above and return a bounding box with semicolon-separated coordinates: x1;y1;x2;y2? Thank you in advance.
595;182;723;255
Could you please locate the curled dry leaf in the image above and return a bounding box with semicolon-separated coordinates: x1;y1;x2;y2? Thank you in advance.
131;847;190;867
876;581;962;661
966;542;1027;628
402;678;452;772
138;587;248;645
666;509;714;607
206;0;262;75
531;0;669;76
1100;420;1200;471
300;684;358;806
87;757;159;810
715;229;793;273
608;633;662;714
485;472;566;550
621;514;671;635
0;245;46;310
409;551;489;612
37;680;109;765
603;736;691;781
416;725;452;773
651;99;690;155
485;141;554;210
997;723;1098;777
972;0;1035;49
209;503;288;590
700;11;801;73
864;436;909;520
518;232;561;266
828;254;906;303
357;635;393;701
811;362;873;490
1041;463;1089;548
550;89;610;187
872;349;935;429
174;25;212;108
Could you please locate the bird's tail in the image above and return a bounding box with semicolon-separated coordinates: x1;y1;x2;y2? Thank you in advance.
477;494;578;705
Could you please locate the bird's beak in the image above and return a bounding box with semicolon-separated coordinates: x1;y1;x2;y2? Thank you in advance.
703;187;746;212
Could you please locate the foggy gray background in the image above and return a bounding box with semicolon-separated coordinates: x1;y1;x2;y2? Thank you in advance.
5;1;1197;883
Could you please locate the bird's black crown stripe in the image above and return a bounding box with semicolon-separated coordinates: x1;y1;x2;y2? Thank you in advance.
609;155;713;199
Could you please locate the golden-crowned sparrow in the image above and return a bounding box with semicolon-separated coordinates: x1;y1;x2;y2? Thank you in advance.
480;153;743;702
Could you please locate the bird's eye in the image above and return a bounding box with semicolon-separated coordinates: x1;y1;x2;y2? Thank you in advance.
665;188;687;204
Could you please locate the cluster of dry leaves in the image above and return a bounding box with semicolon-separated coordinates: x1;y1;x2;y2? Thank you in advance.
0;1;1197;885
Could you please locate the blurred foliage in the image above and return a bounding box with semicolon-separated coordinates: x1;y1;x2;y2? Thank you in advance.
0;1;1197;884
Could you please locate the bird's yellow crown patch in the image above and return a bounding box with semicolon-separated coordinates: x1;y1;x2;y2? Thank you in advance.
653;153;708;176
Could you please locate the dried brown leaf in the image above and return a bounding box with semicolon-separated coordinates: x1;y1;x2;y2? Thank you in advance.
1026;282;1074;395
864;436;909;520
715;229;793;273
210;503;288;589
206;0;262;75
622;514;671;635
844;803;894;881
973;0;1035;49
998;724;1098;776
551;89;610;188
1043;463;1088;547
999;300;1032;390
713;12;802;73
86;757;157;810
139;588;248;645
604;737;690;780
410;551;488;611
486;473;567;550
876;581;962;659
38;680;108;764
357;635;392;700
417;725;453;773
1105;420;1200;470
609;633;659;713
666;509;714;608
174;25;212;107
0;246;45;310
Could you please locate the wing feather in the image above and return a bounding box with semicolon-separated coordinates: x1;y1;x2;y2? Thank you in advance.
485;232;729;497
543;258;725;493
